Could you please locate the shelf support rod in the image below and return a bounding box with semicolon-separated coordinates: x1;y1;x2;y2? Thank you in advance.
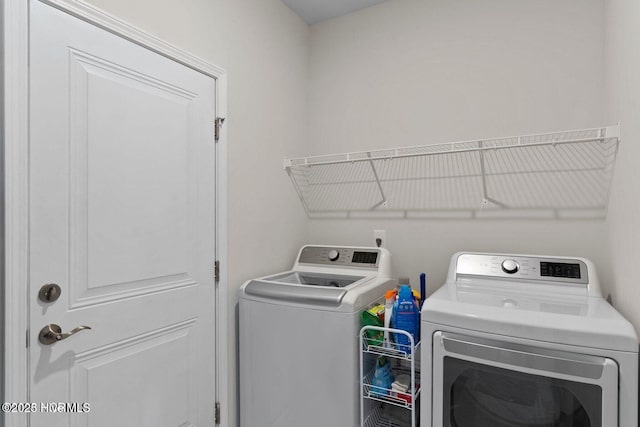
478;141;509;208
285;168;313;216
367;152;387;209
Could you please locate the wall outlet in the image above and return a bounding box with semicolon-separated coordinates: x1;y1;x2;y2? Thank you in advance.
373;230;386;247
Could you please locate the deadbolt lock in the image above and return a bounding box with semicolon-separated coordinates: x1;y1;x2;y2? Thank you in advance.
38;283;61;303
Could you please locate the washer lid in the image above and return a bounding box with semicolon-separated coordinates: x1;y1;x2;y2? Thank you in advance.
240;272;373;308
422;287;639;352
264;271;365;288
242;279;348;307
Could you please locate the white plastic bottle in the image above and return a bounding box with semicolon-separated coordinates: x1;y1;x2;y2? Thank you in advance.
383;288;397;347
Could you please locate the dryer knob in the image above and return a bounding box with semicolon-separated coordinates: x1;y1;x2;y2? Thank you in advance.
328;249;340;261
501;259;520;274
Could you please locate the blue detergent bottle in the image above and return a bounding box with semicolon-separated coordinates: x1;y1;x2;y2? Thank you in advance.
392;283;420;353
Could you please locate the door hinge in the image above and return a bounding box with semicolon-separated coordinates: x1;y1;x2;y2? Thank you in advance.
215;401;221;425
214;260;220;283
215;117;225;142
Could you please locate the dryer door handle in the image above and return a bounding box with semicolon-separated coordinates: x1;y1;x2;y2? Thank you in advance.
440;333;611;380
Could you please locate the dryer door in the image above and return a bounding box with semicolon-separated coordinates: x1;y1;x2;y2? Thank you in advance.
432;332;618;427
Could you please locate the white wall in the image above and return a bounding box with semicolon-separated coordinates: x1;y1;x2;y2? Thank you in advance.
81;1;310;425
307;0;610;294
603;0;640;332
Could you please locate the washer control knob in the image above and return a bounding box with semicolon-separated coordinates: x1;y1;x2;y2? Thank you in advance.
328;249;340;261
501;259;519;274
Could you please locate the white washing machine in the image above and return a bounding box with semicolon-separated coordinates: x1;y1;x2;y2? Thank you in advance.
421;252;638;427
239;245;395;427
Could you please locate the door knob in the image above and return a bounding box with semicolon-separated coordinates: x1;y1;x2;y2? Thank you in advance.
38;324;91;345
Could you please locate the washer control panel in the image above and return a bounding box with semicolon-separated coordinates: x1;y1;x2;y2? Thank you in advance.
298;246;380;268
456;253;588;285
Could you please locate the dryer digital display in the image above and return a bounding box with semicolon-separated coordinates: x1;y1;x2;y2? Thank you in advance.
540;262;581;279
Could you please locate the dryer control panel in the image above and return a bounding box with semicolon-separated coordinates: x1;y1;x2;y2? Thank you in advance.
456;253;589;285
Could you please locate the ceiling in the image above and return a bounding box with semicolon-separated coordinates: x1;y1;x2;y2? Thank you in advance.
281;0;387;24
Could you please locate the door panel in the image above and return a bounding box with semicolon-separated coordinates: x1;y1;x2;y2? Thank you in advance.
29;1;216;426
68;48;197;305
71;320;197;427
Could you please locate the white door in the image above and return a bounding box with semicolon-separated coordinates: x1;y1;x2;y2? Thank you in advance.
29;1;217;426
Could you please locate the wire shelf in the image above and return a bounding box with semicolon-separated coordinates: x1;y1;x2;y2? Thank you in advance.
362;333;421;360
285;125;621;219
363;403;413;427
363;369;421;410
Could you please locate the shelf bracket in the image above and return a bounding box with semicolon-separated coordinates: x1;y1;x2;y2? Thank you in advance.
366;152;387;210
478;141;508;209
285;167;313;216
605;122;621;141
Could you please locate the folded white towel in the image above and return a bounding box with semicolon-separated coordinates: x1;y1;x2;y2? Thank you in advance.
391;374;410;392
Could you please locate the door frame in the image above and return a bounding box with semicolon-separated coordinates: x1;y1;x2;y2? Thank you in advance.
1;1;229;425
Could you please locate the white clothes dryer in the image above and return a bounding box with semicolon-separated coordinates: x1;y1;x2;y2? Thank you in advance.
421;252;638;427
239;245;395;427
